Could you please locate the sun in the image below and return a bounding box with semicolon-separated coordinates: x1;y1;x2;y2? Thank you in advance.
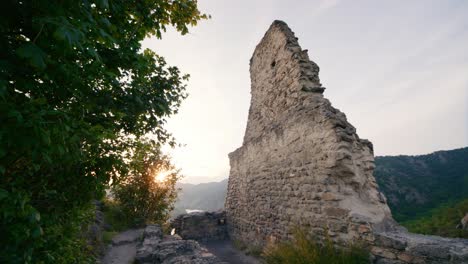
154;170;171;182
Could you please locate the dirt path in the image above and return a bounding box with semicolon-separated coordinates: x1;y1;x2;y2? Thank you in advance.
202;240;262;264
101;229;143;264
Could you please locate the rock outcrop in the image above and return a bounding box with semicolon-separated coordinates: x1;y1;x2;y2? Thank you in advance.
171;211;227;242
135;225;224;264
86;200;108;258
372;231;468;263
101;228;144;264
225;20;468;264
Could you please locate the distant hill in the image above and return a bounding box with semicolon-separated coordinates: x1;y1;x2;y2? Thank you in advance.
172;179;228;217
374;147;468;222
173;147;468;225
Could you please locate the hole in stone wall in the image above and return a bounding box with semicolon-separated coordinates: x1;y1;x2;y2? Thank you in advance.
271;60;276;68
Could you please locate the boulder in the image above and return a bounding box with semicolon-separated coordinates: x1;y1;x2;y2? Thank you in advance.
171;211;227;242
135;225;225;264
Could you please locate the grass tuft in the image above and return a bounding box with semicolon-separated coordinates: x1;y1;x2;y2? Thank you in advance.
263;229;369;264
102;231;118;245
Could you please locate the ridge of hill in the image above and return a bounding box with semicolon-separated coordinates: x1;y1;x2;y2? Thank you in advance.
374;147;468;222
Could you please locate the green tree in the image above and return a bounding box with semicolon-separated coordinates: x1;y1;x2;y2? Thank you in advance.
403;198;468;238
0;0;207;263
113;141;180;227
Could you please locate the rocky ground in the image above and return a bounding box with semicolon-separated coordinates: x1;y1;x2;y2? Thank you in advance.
101;225;261;264
202;240;261;264
101;228;144;264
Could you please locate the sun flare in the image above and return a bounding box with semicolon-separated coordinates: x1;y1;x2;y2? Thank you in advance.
154;170;171;182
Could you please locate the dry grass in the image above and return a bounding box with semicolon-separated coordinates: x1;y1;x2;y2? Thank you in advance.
263;229;369;264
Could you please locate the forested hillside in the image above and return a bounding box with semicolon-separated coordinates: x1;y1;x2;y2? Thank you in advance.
403;198;468;238
374;147;468;222
173;179;228;216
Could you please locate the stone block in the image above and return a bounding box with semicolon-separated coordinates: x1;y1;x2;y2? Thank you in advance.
324;207;349;218
397;252;413;263
374;233;407;250
171;211;227;242
371;246;397;259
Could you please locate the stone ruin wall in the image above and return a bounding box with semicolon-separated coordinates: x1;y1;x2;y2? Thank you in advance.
171;211;227;242
225;21;468;264
225;20;392;246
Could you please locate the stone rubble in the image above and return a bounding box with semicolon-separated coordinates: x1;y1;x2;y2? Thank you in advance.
101;228;144;264
171;211;227;242
86;200;107;257
135;225;226;264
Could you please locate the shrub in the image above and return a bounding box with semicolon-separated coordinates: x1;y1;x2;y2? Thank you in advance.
102;199;129;232
112;144;181;228
263;229;369;264
102;231;119;245
403;198;468;238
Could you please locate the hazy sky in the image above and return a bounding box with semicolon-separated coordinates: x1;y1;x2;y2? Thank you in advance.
142;0;468;184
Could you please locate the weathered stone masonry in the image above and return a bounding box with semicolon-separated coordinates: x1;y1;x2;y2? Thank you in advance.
225;21;468;264
225;19;392;246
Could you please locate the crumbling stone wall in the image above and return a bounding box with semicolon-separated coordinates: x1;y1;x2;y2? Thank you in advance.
225;20;468;264
226;19;392;246
171;211;227;242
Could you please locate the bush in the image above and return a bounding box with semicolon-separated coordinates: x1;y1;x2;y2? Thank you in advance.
112;144;180;228
102;199;129;232
403;198;468;238
102;231;118;245
263;229;369;264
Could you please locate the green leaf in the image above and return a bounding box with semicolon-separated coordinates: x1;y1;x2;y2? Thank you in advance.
97;0;109;9
0;79;6;98
32;226;43;238
30;212;41;222
87;47;101;62
100;17;111;28
7;110;23;123
0;188;8;200
98;28;116;43
53;26;83;47
35;212;41;222
16;43;46;69
0;147;6;158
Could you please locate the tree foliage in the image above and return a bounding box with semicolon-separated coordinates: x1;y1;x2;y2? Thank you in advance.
403;198;468;239
113;142;180;227
374;147;468;222
0;0;207;262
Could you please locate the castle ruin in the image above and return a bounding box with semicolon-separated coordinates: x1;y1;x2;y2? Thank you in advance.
224;21;468;264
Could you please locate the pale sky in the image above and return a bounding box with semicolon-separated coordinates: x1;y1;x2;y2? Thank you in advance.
142;0;468;184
